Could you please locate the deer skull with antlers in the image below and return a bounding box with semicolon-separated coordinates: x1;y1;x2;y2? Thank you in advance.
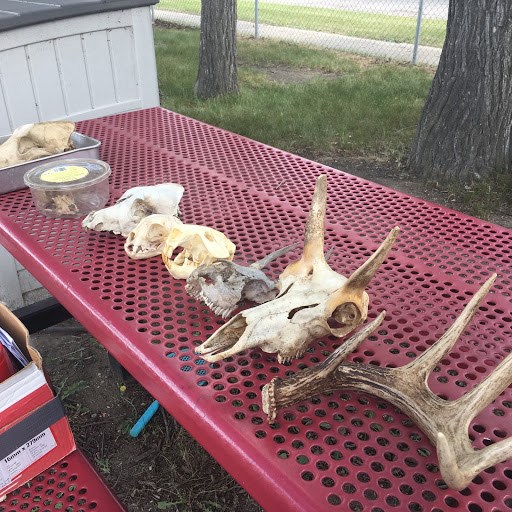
196;175;399;363
262;273;512;490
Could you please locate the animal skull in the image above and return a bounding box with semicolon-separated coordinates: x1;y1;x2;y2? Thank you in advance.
196;175;399;364
162;224;236;279
185;243;299;318
124;214;183;259
82;183;184;237
0;121;75;168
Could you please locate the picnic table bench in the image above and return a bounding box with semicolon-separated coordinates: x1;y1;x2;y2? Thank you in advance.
1;106;511;511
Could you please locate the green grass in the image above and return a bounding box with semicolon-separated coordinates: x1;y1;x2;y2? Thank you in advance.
154;26;433;161
158;0;446;47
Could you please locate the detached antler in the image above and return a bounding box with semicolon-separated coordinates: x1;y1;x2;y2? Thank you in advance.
262;274;512;490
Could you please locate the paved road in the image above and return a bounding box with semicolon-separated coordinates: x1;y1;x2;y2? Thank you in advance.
156;10;442;66
258;0;448;19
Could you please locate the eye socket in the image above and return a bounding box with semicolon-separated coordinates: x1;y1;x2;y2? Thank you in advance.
328;302;361;329
202;276;214;286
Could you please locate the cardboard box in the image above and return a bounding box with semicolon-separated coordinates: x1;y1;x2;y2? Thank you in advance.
0;303;76;500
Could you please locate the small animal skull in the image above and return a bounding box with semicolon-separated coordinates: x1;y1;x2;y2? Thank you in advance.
82;183;184;237
162;224;236;279
0;121;75;168
186;243;299;318
124;214;183;259
196;175;399;363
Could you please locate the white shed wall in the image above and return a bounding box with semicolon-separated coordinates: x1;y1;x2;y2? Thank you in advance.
0;6;160;309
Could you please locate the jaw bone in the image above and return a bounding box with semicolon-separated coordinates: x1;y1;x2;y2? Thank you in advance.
196;174;399;363
185;243;300;319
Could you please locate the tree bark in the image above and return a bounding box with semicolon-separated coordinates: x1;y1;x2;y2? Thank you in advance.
194;0;238;100
409;1;512;181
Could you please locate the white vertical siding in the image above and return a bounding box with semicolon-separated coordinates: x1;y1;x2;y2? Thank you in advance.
0;7;159;137
0;6;160;309
82;31;118;108
56;35;93;115
0;245;23;309
109;28;140;103
0;47;38;128
27;40;68;120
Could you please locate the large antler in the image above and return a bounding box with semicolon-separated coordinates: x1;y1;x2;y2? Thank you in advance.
262;274;512;490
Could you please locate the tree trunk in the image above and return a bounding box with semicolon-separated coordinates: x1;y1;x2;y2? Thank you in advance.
409;1;512;181
194;0;238;100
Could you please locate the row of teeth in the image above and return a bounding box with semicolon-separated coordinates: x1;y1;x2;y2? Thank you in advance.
126;245;153;253
277;351;303;364
186;288;233;319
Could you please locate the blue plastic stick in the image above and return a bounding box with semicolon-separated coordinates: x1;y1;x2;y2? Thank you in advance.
129;400;160;437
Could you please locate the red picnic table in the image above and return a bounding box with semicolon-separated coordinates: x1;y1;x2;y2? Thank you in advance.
1;106;511;512
0;450;125;511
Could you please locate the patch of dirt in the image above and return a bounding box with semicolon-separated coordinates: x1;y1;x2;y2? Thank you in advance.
313;154;512;228
245;63;340;84
30;322;263;512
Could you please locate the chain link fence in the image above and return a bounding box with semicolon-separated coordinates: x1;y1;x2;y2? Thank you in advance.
155;0;446;66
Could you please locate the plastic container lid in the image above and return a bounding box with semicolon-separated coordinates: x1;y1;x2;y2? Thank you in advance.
24;158;111;190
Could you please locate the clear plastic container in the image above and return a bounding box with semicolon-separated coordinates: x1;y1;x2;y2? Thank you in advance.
24;158;111;218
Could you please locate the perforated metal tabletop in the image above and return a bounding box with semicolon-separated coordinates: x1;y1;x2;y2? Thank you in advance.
1;450;125;511
1;107;512;512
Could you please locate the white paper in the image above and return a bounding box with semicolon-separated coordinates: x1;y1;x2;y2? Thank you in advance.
0;363;46;414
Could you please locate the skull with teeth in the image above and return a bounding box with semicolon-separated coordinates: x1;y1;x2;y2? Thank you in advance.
124;214;183;259
161;224;236;279
196;175;400;364
185;243;299;318
82;183;184;237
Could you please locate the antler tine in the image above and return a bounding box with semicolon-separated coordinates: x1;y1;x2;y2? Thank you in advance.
319;311;386;373
437;433;512;491
262;312;386;422
344;226;400;292
455;349;512;418
324;226;399;312
278;175;328;281
262;273;512;489
250;242;300;270
404;273;497;378
303;174;327;262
